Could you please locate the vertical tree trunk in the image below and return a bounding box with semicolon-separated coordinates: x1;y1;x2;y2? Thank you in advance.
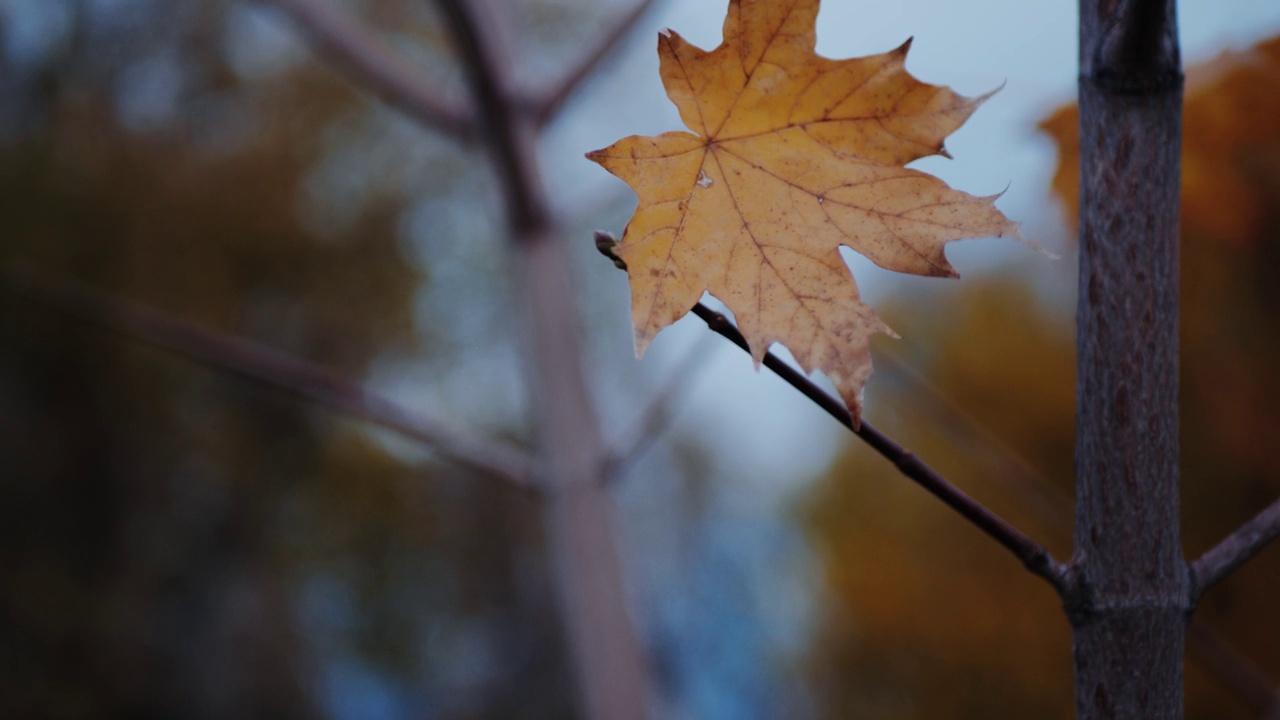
1073;1;1188;717
519;229;650;720
437;2;651;718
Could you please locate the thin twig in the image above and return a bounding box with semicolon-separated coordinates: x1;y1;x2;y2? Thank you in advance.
3;263;534;490
686;302;1072;596
876;345;1280;709
262;0;475;140
874;347;1074;542
531;0;663;127
702;293;1274;702
594;231;1277;700
1190;495;1280;600
602;335;715;479
592;231;1067;592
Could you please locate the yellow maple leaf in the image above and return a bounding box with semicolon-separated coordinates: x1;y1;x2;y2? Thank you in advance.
587;0;1022;423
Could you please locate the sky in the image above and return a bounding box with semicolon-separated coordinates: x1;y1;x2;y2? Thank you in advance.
544;0;1280;506
3;2;1279;717
6;0;1276;506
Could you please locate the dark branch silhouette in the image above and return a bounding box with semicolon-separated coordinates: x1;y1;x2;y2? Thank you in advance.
264;0;475;140
531;0;663;126
874;342;1280;708
1190;495;1280;600
593;230;1069;594
36;0;1268;714
691;303;1071;595
3;263;534;490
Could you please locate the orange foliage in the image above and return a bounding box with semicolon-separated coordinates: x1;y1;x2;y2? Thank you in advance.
1041;35;1280;250
806;33;1280;719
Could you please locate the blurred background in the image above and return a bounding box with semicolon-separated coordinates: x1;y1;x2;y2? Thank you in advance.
1;0;1278;718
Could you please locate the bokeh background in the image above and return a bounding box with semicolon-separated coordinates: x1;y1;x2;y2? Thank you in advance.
2;0;1279;718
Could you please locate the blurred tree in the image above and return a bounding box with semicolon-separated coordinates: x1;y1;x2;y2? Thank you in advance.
804;33;1280;720
804;280;1076;719
0;2;574;718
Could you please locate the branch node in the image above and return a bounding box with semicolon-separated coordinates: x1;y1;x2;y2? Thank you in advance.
594;230;628;270
1088;0;1182;95
265;0;476;139
3;262;535;490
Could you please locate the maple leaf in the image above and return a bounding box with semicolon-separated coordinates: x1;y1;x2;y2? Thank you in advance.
587;0;1022;424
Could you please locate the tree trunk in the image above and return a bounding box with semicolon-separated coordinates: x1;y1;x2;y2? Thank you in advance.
1072;1;1188;717
435;2;652;718
519;230;650;720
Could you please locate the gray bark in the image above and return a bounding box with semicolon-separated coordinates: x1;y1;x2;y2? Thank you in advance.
1072;1;1189;717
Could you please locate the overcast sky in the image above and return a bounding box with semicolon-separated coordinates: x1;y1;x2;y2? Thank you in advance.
545;0;1280;501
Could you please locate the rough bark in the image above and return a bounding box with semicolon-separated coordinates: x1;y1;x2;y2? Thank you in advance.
1072;1;1188;717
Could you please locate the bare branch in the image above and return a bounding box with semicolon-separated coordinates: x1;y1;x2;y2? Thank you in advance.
602;335;714;478
531;0;663;127
592;231;1067;591
436;0;550;234
875;340;1280;709
3;263;534;490
595;230;1277;702
874;347;1074;542
261;0;475;140
1190;495;1280;600
686;302;1071;596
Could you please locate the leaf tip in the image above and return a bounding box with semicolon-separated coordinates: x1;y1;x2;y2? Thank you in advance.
1012;226;1060;259
929;252;961;279
633;326;654;359
831;374;866;429
895;37;914;56
974;80;1007;107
